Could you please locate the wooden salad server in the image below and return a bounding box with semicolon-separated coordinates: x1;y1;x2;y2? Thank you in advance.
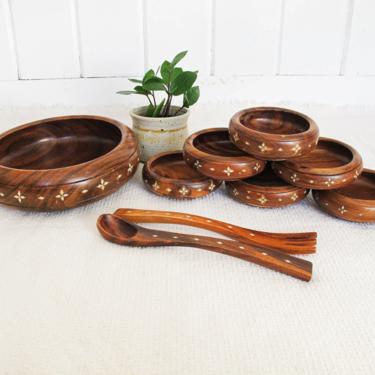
97;214;313;282
114;209;317;254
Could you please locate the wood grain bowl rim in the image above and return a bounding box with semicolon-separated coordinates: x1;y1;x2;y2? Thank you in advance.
142;151;222;200
229;106;319;142
144;150;215;185
314;168;375;206
226;180;309;208
312;169;375;223
228;168;307;194
276;137;362;176
0;115;139;186
183;127;262;163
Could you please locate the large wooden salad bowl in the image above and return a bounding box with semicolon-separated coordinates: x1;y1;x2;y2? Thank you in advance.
0;115;139;210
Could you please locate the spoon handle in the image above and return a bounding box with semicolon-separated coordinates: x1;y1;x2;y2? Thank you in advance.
108;216;312;282
114;208;316;254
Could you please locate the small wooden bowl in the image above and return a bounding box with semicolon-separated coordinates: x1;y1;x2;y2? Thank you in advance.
0;115;139;210
143;151;222;199
183;128;266;181
273;137;363;190
226;164;309;208
229;107;319;161
312;168;375;223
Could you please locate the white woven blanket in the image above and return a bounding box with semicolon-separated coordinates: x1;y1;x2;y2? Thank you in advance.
1;104;374;374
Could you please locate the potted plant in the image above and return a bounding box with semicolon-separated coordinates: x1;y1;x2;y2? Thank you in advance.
117;51;200;162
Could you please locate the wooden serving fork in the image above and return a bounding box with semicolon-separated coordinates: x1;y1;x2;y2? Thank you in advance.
114;208;317;254
97;214;313;281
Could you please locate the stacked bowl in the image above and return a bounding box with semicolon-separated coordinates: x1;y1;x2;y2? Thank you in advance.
142;107;374;223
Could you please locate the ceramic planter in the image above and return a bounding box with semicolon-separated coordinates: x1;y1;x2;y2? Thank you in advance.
130;106;189;162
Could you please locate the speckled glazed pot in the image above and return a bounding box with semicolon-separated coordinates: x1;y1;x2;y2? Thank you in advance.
130;106;189;162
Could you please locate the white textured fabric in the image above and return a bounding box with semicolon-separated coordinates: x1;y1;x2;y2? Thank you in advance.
1;104;375;375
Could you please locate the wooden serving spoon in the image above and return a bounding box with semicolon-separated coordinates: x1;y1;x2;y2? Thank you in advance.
114;209;317;254
97;214;313;282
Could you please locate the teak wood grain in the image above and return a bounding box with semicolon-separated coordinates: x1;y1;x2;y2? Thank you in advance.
97;214;313;281
143;151;222;199
313;168;375;223
273;137;363;190
226;164;309;208
229;107;319;161
0;115;139;210
183;127;266;180
114;208;317;254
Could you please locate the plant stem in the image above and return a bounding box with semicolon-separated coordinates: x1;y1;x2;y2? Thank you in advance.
151;91;157;107
174;105;185;116
164;95;170;117
145;94;153;107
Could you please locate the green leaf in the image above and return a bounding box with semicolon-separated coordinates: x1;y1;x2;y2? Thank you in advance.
143;76;166;91
128;78;142;83
152;99;166;117
170;71;197;96
116;90;136;95
171;50;188;66
142;69;155;85
184;86;200;107
171;67;183;82
161;60;172;83
134;85;150;95
145;104;155;117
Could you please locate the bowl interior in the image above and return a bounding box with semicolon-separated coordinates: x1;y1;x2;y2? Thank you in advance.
240;109;309;135
336;170;375;200
286;139;353;170
0;118;122;170
193;129;247;157
244;164;287;187
151;152;206;181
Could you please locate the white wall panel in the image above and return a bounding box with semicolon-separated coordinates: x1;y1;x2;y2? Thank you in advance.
11;0;80;79
215;0;282;75
77;0;144;77
280;0;348;75
0;0;17;80
146;0;211;75
346;0;375;75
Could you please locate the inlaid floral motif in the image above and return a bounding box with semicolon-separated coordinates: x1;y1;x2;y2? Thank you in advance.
258;142;268;153
325;178;334;187
223;166;234;176
14;190;26;203
152;181;160;191
208;180;216;191
179;186;189;196
232;188;239;196
290;193;299;201
253;162;261;172
232;132;240;142
56;189;68;201
0;192;4;197
290;173;299;183
97;179;109;191
127;163;134;175
257;195;268;205
338;205;347;214
194;160;202;169
291;144;301;154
